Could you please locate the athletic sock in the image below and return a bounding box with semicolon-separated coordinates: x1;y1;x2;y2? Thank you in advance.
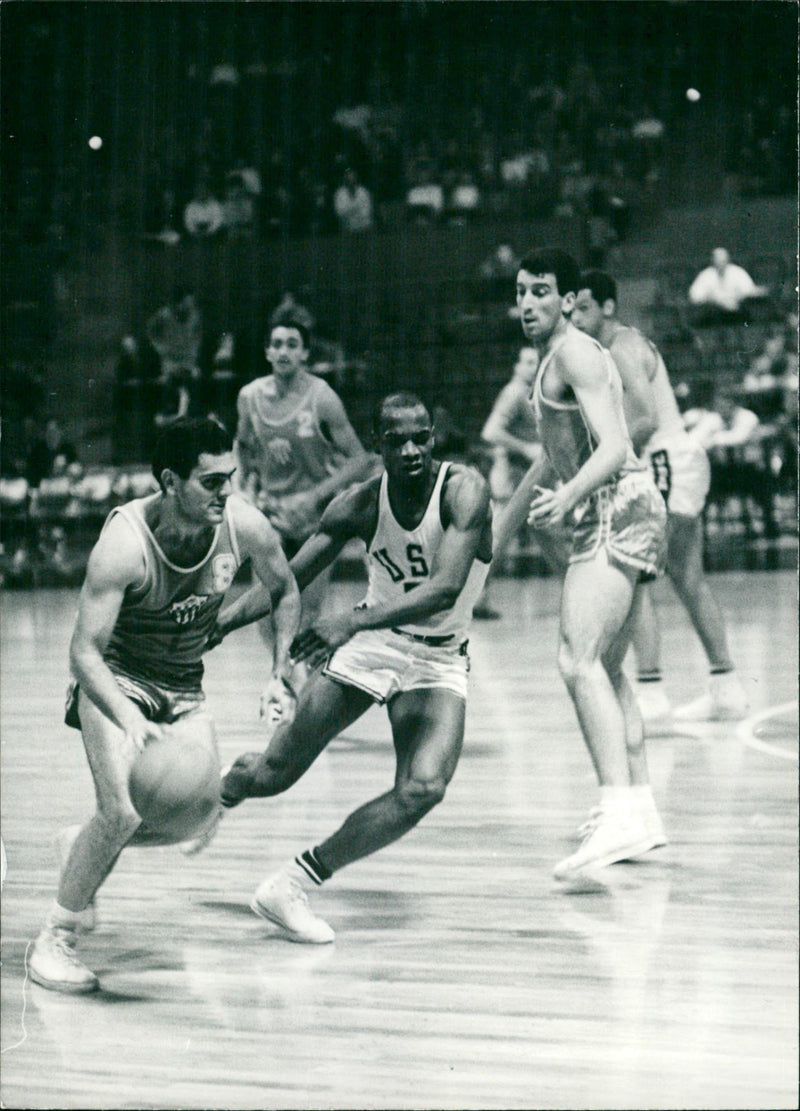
288;847;332;891
47;899;86;932
598;784;635;813
637;670;663;684
709;666;734;676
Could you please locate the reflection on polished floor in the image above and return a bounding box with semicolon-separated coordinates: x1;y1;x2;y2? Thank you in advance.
1;571;797;1110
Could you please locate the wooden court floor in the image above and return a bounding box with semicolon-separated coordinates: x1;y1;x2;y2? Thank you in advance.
1;571;797;1110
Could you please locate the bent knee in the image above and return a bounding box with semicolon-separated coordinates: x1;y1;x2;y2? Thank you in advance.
558;642;599;686
95;806;141;845
395;777;447;820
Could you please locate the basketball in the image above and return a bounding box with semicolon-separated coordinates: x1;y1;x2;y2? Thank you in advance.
128;730;220;843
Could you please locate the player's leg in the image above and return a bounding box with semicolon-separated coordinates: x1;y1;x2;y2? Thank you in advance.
29;691;143;993
250;687;465;943
629;582;673;724
223;671;373;804
314;686;465;871
667;513;748;719
557;552;638;785
603;586;667;849
554;553;656;878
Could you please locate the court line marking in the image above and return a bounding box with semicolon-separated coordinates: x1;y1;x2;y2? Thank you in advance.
0;941;31;1057
736;700;799;762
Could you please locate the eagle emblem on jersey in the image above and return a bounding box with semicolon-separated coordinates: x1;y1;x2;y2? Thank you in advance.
169;594;208;625
212;554;237;593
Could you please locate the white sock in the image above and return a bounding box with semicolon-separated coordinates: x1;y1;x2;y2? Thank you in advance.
47;900;84;932
599;784;635;812
630;784;656;809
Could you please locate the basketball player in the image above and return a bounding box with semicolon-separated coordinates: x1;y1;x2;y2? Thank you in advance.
517;248;668;879
571;271;748;722
219;392;492;942
235;311;373;720
475;345;544;618
28;418;300;993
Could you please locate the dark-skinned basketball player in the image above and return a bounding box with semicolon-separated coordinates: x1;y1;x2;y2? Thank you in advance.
218;392;493;942
28;417;300;993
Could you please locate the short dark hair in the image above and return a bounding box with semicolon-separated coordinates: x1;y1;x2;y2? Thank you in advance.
374;391;432;435
518;248;581;297
151;417;233;490
266;312;311;350
579;269;618;306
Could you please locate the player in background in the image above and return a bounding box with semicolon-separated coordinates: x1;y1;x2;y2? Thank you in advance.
517;248;668;879
235;311;374;723
474;345;545;618
28;417;300;993
216;392;492;942
571;271;748;723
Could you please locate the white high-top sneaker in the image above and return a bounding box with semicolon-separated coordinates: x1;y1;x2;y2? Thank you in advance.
29;925;99;994
555;803;656;880
251;870;335;944
674;671;749;722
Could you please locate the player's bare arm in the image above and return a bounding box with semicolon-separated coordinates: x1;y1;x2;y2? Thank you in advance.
69;516;163;749
609;329;658;454
292;466;490;665
212;499;301;679
482;385;542;463
530;337;628;528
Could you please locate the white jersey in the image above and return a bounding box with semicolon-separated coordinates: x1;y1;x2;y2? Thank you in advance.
362;463;490;641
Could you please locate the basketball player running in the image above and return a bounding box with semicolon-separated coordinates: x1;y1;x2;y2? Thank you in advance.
517;249;668;879
571;270;747;722
219;392;492;942
28;417;300;993
235;311;373;722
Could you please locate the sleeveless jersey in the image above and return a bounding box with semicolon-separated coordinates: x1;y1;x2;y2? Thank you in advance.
103;494;242;691
362;463;490;641
237;375;343;500
532;332;641;487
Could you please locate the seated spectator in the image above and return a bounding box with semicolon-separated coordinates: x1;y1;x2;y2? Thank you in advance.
333;168;374;233
687;247;769;325
26;419;78;487
406;170;445;224
146;289;203;382
146;290;204;430
686;387;779;537
183;179;225;238
222;172;256;238
445;172;481;224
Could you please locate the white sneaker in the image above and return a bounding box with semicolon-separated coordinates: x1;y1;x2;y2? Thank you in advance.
673;673;748;722
56;826;95;932
250;870;335;944
636;684;672;724
555;808;657;880
637;797;668;851
29;926;99;994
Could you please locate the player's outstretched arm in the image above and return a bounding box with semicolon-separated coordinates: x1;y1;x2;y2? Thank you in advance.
69;516;162;749
212;499;301;675
291;467;490;666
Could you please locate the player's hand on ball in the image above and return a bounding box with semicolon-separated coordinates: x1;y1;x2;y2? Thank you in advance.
123;710;163;753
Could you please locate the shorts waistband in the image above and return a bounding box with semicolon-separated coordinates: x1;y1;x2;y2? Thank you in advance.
391;628;468;654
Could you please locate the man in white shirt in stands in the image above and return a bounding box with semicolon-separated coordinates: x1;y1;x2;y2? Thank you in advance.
688;248;768;324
